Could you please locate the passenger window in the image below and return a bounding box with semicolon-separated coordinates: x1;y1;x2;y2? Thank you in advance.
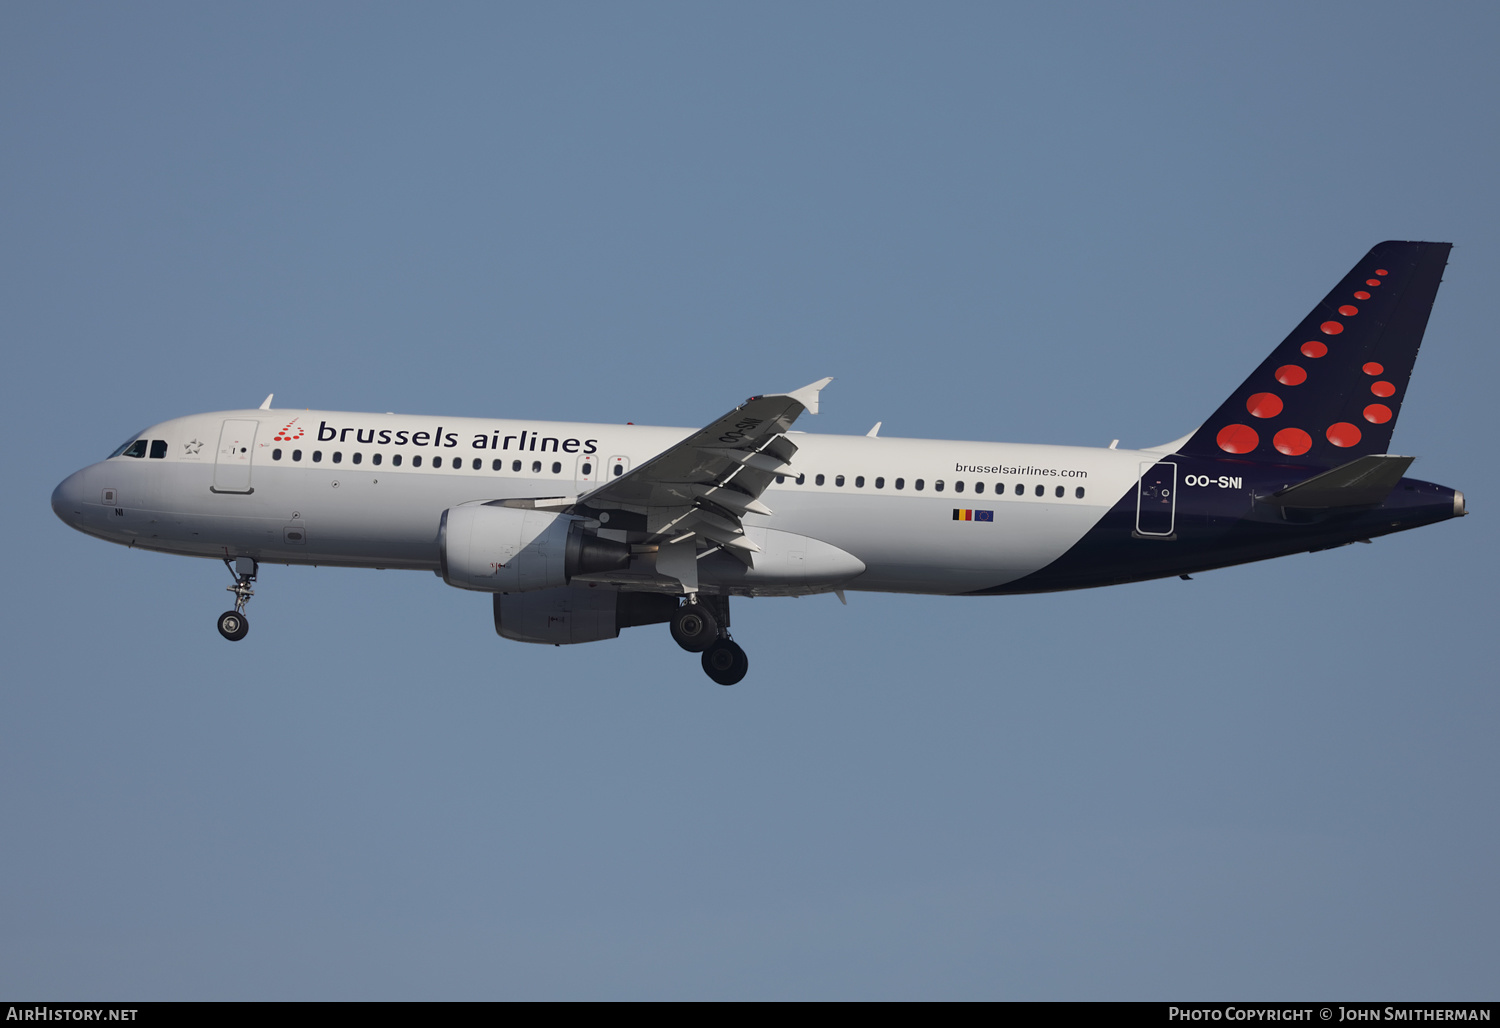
433;456;443;469
815;474;825;486
513;461;523;472
1075;486;1086;499
292;449;302;461
412;455;422;468
352;452;362;465
974;482;984;494
492;459;502;471
150;440;168;459
532;461;541;473
934;480;944;492
552;462;562;474
1055;485;1064;498
855;476;865;488
372;453;382;466
392;454;402;467
272;449;282;461
122;440;147;458
875;477;884;489
333;452;342;464
613;463;624;477
995;482;1003;494
1035;484;1045;497
915;479;925;491
954;481;964;493
795;473;805;485
312;450;323;462
895;478;905;490
835;475;844;487
582;462;592;476
1014;483;1024;495
776;474;785;484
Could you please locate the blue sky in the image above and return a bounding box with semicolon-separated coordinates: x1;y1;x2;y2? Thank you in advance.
3;2;1496;999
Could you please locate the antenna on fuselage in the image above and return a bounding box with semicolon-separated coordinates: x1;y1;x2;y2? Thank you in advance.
259;394;274;410
866;422;882;437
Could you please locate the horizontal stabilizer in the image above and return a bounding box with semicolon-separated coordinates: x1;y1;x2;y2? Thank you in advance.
1268;454;1415;508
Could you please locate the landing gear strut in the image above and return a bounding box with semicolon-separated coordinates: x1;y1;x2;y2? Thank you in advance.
217;556;256;641
675;594;748;685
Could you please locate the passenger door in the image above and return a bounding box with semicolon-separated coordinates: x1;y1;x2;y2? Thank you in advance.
1135;461;1177;537
213;419;258;493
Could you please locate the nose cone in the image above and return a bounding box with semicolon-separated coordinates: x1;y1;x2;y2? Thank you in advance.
51;468;89;529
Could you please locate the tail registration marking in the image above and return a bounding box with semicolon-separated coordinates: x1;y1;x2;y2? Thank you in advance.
1185;474;1243;489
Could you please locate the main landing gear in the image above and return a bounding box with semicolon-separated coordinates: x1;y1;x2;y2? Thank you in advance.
671;594;748;686
217;556;257;642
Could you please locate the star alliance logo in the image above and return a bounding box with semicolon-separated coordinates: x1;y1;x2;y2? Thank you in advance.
184;439;203;455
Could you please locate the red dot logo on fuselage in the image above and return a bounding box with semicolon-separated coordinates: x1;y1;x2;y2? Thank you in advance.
1326;422;1362;448
1216;424;1259;454
1273;427;1312;456
273;418;305;443
1246;392;1283;418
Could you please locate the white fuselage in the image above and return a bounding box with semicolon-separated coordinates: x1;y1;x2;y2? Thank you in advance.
53;408;1152;596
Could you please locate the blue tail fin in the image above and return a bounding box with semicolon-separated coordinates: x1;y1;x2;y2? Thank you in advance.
1177;241;1451;465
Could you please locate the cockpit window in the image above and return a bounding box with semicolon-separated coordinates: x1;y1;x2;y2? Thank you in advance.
109;436;145;458
150;440;168;459
120;439;148;459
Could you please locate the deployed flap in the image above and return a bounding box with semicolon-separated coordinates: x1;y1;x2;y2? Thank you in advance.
1268;454;1415;508
573;379;831;550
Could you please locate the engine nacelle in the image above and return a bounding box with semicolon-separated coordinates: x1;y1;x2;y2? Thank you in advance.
494;585;678;644
440;502;630;593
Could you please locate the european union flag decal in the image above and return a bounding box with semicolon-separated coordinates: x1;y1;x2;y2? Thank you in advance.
952;509;994;522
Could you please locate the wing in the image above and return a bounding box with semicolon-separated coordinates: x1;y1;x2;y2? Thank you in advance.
573;378;832;569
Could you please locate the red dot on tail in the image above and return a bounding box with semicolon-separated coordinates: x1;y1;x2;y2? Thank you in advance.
1366;279;1381;287
1320;321;1344;335
1375;269;1388;275
1246;392;1283;418
1326;422;1362;447
1274;427;1312;456
1338;305;1359;316
1216;424;1259;454
1301;341;1328;358
1371;381;1395;397
1276;365;1307;386
1363;362;1384;375
1354;291;1370;300
1364;404;1393;424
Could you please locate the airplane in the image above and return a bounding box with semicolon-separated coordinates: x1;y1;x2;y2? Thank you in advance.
51;241;1465;685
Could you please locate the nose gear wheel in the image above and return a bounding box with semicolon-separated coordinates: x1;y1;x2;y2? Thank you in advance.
217;556;257;641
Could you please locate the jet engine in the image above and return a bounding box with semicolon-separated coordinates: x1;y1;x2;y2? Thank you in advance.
440;502;631;593
494;585;678;644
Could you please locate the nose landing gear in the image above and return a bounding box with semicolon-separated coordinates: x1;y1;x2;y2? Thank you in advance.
217;556;257;641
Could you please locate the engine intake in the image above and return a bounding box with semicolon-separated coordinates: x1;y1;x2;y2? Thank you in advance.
440;502;631;593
